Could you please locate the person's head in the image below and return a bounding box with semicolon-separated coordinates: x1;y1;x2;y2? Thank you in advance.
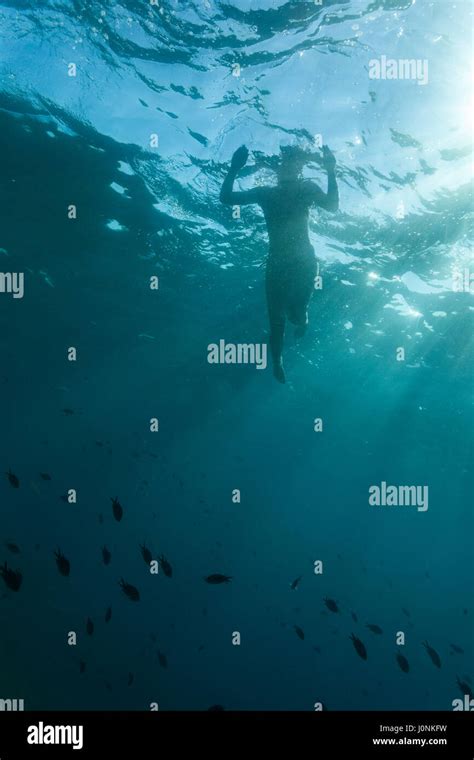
276;145;309;184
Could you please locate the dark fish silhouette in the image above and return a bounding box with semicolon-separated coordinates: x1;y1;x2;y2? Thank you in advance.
119;578;140;601
351;611;358;622
290;576;302;590
208;705;225;711
39;473;51;481
159;555;173;577
0;562;22;591
86;617;94;636
111;497;123;522
54;549;70;577
158;651;168;669
6;470;19;488
62;408;74;415
79;660;86;674
127;672;134;686
140;543;152;565
5;542;20;554
312;645;321;654
450;643;464;654
204;574;231;584
396;653;410;673
350;633;367;660
402;608;410;618
294;625;305;640
102;546;111;566
366;624;383;635
105;606;112;623
456;676;473;699
324;598;339;613
422;641;441;668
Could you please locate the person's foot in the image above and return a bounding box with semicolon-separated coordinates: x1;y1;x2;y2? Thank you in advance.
273;361;286;384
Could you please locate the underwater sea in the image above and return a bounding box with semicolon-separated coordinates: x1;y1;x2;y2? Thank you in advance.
0;0;472;712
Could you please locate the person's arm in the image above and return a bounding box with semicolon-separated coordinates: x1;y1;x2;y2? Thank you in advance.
306;145;339;212
220;145;263;206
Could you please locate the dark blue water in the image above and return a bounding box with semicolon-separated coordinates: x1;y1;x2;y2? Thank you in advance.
0;0;472;710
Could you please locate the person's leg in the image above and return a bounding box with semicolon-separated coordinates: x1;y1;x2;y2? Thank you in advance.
265;267;286;383
286;254;317;337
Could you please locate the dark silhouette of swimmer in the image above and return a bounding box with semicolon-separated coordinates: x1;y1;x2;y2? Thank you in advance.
220;144;339;383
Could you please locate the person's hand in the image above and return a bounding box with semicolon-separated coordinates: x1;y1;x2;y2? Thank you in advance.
322;145;336;171
231;145;249;171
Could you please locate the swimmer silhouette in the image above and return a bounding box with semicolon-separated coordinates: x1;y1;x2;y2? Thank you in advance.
220;144;339;383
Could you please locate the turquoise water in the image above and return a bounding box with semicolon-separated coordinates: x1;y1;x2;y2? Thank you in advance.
0;0;472;710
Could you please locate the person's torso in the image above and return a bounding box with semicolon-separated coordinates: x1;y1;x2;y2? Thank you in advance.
260;183;314;259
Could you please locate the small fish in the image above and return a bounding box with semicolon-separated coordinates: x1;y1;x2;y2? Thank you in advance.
396;653;410;673
208;705;225;711
62;408;74;415
402;608;410;618
422;641;441;669
54;549;70;577
111;497;123;522
86;617;94;636
350;633;367;660
324;597;339;613
456;676;473;699
5;542;20;554
39;473;52;481
119;578;140;601
312;645;321;654
366;624;383;635
105;606;112;623
198;645;205;652
140;543;152;565
204;574;231;584
0;562;22;591
351;611;358;623
127;672;134;686
450;643;464;654
158;651;168;669
102;546;111;566
79;660;86;674
6;470;19;488
159;555;173;577
294;625;305;640
290;576;302;590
